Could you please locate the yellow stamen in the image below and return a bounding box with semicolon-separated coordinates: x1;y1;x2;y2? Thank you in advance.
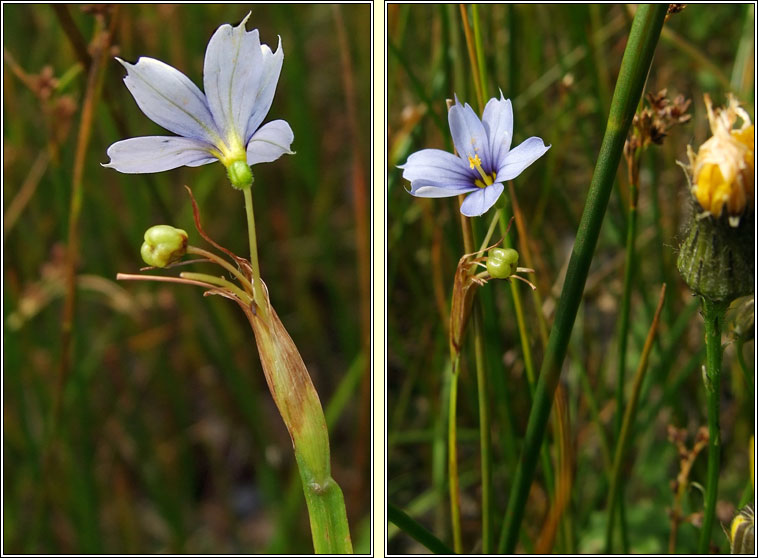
467;154;495;187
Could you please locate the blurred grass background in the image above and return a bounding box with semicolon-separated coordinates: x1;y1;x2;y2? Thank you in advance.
387;4;754;554
3;4;370;554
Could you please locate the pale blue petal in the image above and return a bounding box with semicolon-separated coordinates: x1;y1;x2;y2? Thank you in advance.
117;57;220;144
408;179;478;198
245;119;294;165
399;148;476;185
449;97;492;173
496;137;551;181
246;38;284;142
103;136;217;173
460;183;504;217
482;94;513;168
204;13;263;144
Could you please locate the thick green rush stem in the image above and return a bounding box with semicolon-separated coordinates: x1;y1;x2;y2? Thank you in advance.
497;5;669;553
698;297;728;553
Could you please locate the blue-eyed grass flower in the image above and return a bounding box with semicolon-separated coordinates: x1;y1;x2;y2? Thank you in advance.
103;13;294;184
399;94;550;216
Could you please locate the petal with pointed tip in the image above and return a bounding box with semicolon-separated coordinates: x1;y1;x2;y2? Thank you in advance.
496;137;551;182
204;13;263;144
399;149;476;185
245;119;294;165
482;95;513;168
103;136;217;173
408;179;479;198
246;38;284;141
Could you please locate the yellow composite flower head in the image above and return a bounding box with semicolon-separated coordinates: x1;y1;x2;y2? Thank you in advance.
687;94;754;227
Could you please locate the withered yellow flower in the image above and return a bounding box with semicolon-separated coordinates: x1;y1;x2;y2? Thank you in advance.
686;94;754;227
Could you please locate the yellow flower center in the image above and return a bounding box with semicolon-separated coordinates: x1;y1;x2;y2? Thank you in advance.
468;154;496;188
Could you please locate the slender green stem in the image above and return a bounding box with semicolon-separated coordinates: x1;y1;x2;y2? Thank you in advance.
497;211;536;391
448;356;463;553
478;208;501;253
507;4;517;96
615;159;639;439
471;4;488;100
446;141;476;555
605;284;667;553
434;360;452;534
496;210;560;535
497;207;556;500
242;187;268;322
698;297;729;553
459;4;485;111
473;307;492;553
613;147;641;552
497;6;668;553
388;502;456;555
58;15;110;419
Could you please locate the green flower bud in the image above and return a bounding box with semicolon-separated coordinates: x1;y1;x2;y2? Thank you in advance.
676;205;753;303
487;247;519;279
227;160;253;190
140;225;188;268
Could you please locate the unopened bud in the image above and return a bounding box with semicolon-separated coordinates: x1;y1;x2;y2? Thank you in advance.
486;247;519;279
140;225;188;268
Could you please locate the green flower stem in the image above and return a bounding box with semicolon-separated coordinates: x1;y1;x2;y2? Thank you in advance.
613;146;641;552
604;284;667;553
444;172;478;556
497;5;668;553
615;151;640;439
58;14;110;416
473;307;492;553
448;355;463;554
497;211;536;392
186;246;254;295
242;186;269;323
389;502;456;555
471;4;488;101
497;206;556;501
459;4;485;111
698;297;729;553
478;208;501;253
